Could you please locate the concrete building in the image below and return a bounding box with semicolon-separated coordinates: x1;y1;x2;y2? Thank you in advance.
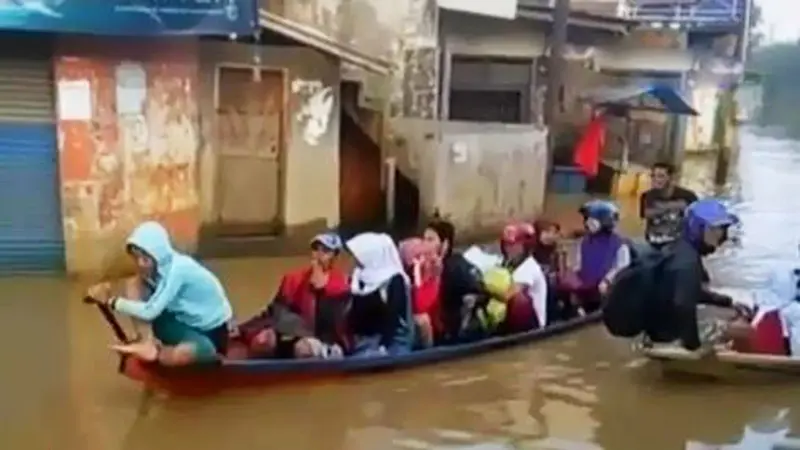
0;2;259;275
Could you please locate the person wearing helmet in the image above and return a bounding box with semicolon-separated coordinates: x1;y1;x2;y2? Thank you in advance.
236;232;350;359
496;222;548;332
563;200;631;315
646;199;744;351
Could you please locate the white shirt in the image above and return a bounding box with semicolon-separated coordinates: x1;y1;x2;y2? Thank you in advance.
512;257;549;327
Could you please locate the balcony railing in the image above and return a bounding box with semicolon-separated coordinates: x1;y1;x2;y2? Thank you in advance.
630;0;745;27
516;0;746;28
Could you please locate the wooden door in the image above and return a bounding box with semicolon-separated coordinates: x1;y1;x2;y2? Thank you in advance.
216;67;283;235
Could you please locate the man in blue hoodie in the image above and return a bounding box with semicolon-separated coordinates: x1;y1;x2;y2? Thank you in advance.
88;221;233;366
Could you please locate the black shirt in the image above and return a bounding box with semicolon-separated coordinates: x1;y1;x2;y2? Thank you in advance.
639;186;698;246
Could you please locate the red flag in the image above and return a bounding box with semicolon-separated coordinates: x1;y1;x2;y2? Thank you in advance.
572;115;606;178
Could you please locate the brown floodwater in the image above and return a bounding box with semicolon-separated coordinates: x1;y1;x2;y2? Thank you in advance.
4;129;800;450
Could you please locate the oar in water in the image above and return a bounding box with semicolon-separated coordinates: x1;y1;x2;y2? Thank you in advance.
83;296;130;372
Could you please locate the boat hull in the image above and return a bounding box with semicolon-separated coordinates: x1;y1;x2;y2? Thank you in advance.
641;345;800;381
122;312;601;395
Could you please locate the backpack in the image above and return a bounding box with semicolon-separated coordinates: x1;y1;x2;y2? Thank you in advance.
602;247;670;338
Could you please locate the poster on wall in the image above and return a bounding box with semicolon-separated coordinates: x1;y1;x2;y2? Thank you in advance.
57;79;92;121
0;0;257;36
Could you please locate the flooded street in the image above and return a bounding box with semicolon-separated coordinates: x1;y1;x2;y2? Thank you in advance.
5;129;800;449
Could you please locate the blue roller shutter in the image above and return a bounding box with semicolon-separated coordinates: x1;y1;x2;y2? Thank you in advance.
0;42;64;273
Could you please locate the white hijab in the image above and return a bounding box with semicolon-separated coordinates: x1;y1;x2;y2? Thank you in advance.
347;232;408;296
752;263;798;330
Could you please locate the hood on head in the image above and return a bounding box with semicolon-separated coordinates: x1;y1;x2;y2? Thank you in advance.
346;232;402;270
126;221;175;270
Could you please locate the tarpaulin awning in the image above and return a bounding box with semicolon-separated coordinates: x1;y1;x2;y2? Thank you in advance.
580;83;698;115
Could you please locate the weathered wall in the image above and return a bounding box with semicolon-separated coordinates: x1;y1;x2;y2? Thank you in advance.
437;122;549;232
56;37;201;277
265;0;405;63
197;41;340;237
387;119;548;232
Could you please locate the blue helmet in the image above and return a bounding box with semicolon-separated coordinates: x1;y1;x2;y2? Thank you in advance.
310;231;343;252
579;200;619;228
683;198;738;243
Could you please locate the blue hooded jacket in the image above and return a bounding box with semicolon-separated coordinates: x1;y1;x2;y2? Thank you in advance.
113;221;233;331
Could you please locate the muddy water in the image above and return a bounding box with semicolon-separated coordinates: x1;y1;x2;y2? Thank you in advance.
5;129;800;450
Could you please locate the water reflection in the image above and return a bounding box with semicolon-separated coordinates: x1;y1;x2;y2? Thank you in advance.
686;409;793;449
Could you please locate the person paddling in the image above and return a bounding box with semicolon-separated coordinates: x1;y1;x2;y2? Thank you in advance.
87;221;233;366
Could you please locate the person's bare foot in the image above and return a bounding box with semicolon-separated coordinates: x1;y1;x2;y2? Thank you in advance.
111;341;158;362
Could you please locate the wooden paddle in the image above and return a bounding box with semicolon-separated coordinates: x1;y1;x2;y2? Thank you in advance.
83;296;131;373
83;296;130;342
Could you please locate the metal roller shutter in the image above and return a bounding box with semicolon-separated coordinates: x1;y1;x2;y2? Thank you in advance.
0;38;64;273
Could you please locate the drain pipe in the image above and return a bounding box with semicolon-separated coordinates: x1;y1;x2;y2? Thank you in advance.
384;156;397;227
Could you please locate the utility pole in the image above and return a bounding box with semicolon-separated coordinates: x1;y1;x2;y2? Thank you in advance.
545;0;571;173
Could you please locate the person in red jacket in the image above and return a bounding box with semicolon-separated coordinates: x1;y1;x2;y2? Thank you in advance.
399;237;442;348
235;232;351;359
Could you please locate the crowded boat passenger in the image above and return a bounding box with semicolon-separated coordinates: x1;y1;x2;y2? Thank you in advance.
561;200;631;316
87;221;233;366
234;232;350;359
87;198;664;365
398;237;442;348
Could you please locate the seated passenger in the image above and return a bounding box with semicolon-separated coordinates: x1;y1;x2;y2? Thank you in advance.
729;264;800;356
236;232;350;359
87;221;233;366
563;200;631;315
423;220;486;344
346;232;413;357
399;237;442;349
532;219;571;323
498;222;548;332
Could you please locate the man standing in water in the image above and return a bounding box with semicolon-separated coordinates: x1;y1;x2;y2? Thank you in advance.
640;162;698;249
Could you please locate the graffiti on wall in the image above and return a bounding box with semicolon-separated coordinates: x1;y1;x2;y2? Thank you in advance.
291;78;335;146
57;51;200;246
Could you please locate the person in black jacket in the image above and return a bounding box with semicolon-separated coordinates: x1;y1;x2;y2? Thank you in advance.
646;199;748;351
423;219;486;343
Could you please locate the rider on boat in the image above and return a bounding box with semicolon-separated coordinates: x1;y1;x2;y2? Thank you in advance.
88;221;233;366
399;237;442;349
346;232;414;357
646;199;744;351
532;219;570;323
562;200;631;315
729;263;800;356
235;232;350;359
423;219;486;344
498;221;548;332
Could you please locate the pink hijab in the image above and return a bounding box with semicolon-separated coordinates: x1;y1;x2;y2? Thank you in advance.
398;237;442;286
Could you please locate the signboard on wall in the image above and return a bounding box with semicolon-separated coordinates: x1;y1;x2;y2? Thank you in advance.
0;0;257;36
437;0;517;19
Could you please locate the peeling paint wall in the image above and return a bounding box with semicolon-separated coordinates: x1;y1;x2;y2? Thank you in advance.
438;123;549;231
197;41;340;239
265;0;405;63
386;119;549;231
56;37;201;277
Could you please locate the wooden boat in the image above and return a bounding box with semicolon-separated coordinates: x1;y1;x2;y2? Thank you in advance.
640;345;800;380
95;300;600;395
